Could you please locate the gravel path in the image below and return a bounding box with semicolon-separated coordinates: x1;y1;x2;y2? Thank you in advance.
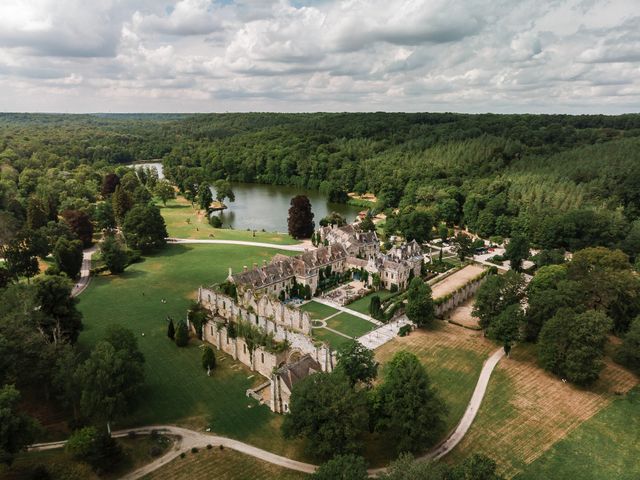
29;348;504;478
167;237;308;252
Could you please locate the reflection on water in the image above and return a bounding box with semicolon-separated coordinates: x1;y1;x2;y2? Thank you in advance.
131;163;362;233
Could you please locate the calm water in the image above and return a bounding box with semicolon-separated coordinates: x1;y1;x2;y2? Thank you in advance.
132;162;361;232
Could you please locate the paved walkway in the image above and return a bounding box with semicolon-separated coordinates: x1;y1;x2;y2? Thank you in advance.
312;297;383;326
167;238;308;252
357;315;413;349
29;347;505;478
71;246;97;297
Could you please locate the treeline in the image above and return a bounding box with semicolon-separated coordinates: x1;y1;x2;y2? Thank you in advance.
3;112;640;254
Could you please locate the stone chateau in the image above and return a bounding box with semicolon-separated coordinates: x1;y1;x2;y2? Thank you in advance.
193;223;424;414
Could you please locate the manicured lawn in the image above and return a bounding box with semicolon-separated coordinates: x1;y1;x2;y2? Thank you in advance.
143;447;307;480
346;290;395;315
77;244;304;459
516;387;640;480
299;301;340;320
312;328;352;350
326;312;376;338
159;197;299;245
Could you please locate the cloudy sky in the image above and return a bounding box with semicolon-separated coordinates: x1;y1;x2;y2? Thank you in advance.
0;0;638;113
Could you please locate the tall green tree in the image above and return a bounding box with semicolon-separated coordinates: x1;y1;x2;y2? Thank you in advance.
76;340;145;432
1;232;39;281
336;340;378;387
453;232;473;261
101;173;120;196
487;303;522;355
202;346;216;372
26;196;49;230
197;183;213;211
53;237;83;279
0;385;40;465
538;309;612;385
33;275;83;344
214;179;235;203
112;185;134;225
282;371;369;459
62;209;94;248
504;233;530;272
174;320;189;347
405;277;435;328
473;270;526;331
311;454;368;480
288;195;315;239
100;235;128;274
153;179;176;206
122;204;168;253
374;351;447;454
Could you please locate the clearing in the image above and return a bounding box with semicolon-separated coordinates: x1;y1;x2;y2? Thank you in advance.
159;196;298;245
430;264;485;299
447;298;480;329
446;344;639;478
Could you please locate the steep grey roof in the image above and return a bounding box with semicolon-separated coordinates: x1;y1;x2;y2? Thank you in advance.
231;259;295;289
276;354;321;391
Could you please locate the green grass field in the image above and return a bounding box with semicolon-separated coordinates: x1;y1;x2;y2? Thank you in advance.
345;290;394;315
299;301;340;319
143;448;307;480
76;244;304;459
516;387;640;480
326;312;376;338
159;197;298;245
312;328;352;350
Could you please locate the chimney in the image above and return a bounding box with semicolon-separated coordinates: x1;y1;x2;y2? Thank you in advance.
243;265;248;272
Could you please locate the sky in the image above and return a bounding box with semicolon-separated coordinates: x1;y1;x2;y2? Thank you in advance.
0;0;638;114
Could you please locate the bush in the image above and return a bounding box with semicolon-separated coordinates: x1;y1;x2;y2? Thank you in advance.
180;452;186;459
398;324;412;337
149;445;163;457
191;447;198;454
175;320;189;347
202;346;216;371
206;444;213;450
66;427;122;473
209;215;223;228
29;465;51;480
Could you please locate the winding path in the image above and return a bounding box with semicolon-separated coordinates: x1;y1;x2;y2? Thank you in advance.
167;237;309;252
29;347;505;478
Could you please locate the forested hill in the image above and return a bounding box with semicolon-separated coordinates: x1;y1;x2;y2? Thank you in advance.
2;112;640;251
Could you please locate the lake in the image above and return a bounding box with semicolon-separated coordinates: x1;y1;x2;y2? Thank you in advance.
132;162;362;232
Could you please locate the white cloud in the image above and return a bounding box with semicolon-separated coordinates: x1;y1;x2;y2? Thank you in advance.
0;0;638;112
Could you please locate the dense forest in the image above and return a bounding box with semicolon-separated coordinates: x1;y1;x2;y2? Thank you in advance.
2;112;640;253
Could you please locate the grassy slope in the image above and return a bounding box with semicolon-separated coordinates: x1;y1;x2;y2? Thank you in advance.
326;312;376;338
142;448;307;480
516;387;640;480
312;329;352;350
159;197;299;244
77;244;304;459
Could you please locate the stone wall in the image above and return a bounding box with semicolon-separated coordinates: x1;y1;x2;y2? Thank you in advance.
198;287;312;335
434;276;486;317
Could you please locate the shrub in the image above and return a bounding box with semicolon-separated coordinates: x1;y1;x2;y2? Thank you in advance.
191;447;198;454
206;444;213;450
209;215;223;228
180;452;186;459
202;346;216;371
149;446;163;457
175;320;189;347
398;325;412;337
29;465;51;480
66;427;122;473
